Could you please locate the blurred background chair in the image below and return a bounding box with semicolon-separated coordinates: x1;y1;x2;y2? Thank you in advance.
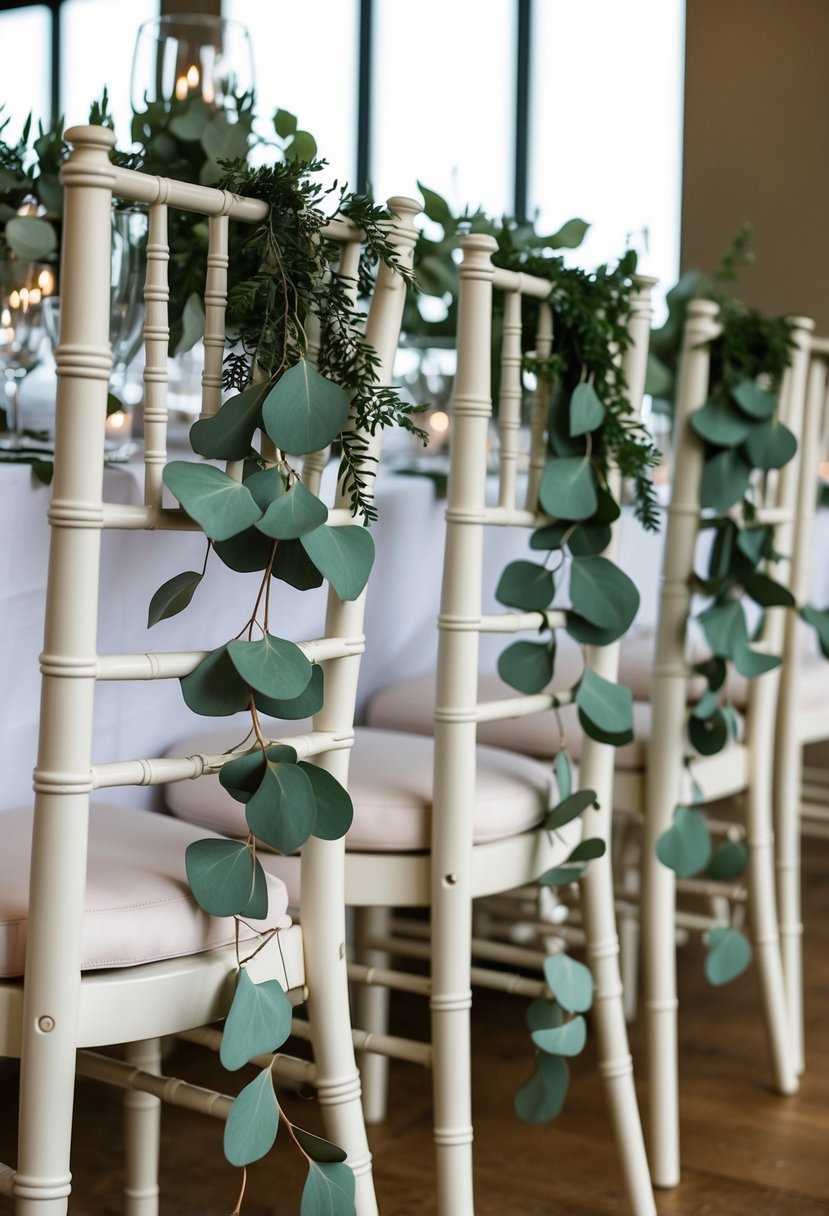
0;123;418;1216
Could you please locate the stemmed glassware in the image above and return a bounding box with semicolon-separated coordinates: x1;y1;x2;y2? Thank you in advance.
0;259;54;448
130;14;254;111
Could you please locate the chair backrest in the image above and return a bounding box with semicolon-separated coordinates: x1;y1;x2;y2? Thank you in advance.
430;231;654;886
22;120;418;1171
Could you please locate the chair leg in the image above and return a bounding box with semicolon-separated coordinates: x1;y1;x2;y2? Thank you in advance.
123;1038;161;1216
747;783;799;1096
641;807;680;1189
774;730;805;1075
352;907;392;1123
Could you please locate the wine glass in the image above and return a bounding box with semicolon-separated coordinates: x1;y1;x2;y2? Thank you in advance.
109;206;148;411
130;14;254;111
0;260;54;447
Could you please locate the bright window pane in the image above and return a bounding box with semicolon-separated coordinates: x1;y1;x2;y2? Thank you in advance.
61;0;157;145
372;0;515;215
529;0;685;320
226;0;359;191
0;7;51;139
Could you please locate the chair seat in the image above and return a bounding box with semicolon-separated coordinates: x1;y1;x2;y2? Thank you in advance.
366;671;652;769
164;726;557;856
0;804;291;979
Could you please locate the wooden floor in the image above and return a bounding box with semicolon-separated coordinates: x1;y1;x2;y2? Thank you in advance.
2;836;828;1215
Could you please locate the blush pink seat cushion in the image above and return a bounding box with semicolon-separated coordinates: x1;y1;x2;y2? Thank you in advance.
163;726;556;857
366;671;652;770
0;803;291;979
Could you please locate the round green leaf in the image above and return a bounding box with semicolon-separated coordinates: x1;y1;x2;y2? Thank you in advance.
730;379;777;420
262;360;350;455
539;456;598;522
704;926;752;986
688;708;729;756
6;215;57;259
173;291;205;356
299;762;354;841
655;806;711;878
245;757;317;853
554;750;572;801
741;569;795;608
567;837;606;863
538;862;585;887
525;998;564;1033
256;480;329;540
147;570;202;627
575;669;634;740
180;645;250;717
189;382;269;460
163;461;262;542
700;448;752;512
531;1014;587;1057
731;641;781;679
706;840;748;880
569;556;639;638
698;598;748;660
227;634;313;701
168;97;211;139
569;383;606;436
802;605;829;660
220;970;293;1071
213;527;274;573
497;640;554;693
548;217;590;249
543;953;594;1013
495;560;555;612
300;524;375;601
300;1161;356;1216
690;398;752;447
255;665;325;720
219;745;298;804
514;1053;570;1124
567;522;613;557
272;537;324;590
224;1067;279;1167
564;612;624;647
184;837;259;916
244;464;288;511
274;108;298;138
743;418;797;470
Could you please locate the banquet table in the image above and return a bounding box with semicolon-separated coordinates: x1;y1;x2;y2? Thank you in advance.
1;446;827;813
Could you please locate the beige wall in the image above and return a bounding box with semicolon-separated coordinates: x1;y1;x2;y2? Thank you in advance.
682;0;829;330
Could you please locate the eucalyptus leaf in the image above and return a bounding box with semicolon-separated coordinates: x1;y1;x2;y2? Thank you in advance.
548;217;589;249
180;645;250;716
700;448;752;512
741;569;795;608
743;418;797;470
513;1053;570;1123
730;378;777;420
293;1127;348;1164
564;612;624;647
272;537;325;590
174;291;205;356
223;1067;279;1167
226;634;313;700
531;1015;587;1057
201;113;250;164
538;862;585;886
184;837;262;917
255;664;325;720
698;598;749;660
688;708;729;756
690;398;751;447
801;604;829;659
299;762;355;841
525;998;564;1033
655;805;711;878
300;525;375;600
566;522;613;557
495;561;555;612
569;383;606;436
163;461;262;541
274;108;298;138
554;750;572;802
705;925;752;986
245;756;317;853
543;953;594;1013
256;480;329;539
497;640;554;693
707;839;748;880
147;570;202;627
575;669;634;742
189;382;269;460
300;1161;356;1216
244;464;288;511
6;215;56;259
285;130;317;163
213;527;274;573
262;360;350;454
539;456;598;521
220;970;293;1071
569;556;639;638
546;789;598;831
567;837;606;862
731;642;781;679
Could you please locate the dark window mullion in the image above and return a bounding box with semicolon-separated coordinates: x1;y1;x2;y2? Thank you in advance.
514;0;531;221
356;0;373;194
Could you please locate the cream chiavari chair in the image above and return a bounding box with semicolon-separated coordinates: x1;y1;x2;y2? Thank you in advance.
0;123;417;1215
163;235;657;1214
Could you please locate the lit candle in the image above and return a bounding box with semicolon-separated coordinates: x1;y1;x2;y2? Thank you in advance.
105;408;132;442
